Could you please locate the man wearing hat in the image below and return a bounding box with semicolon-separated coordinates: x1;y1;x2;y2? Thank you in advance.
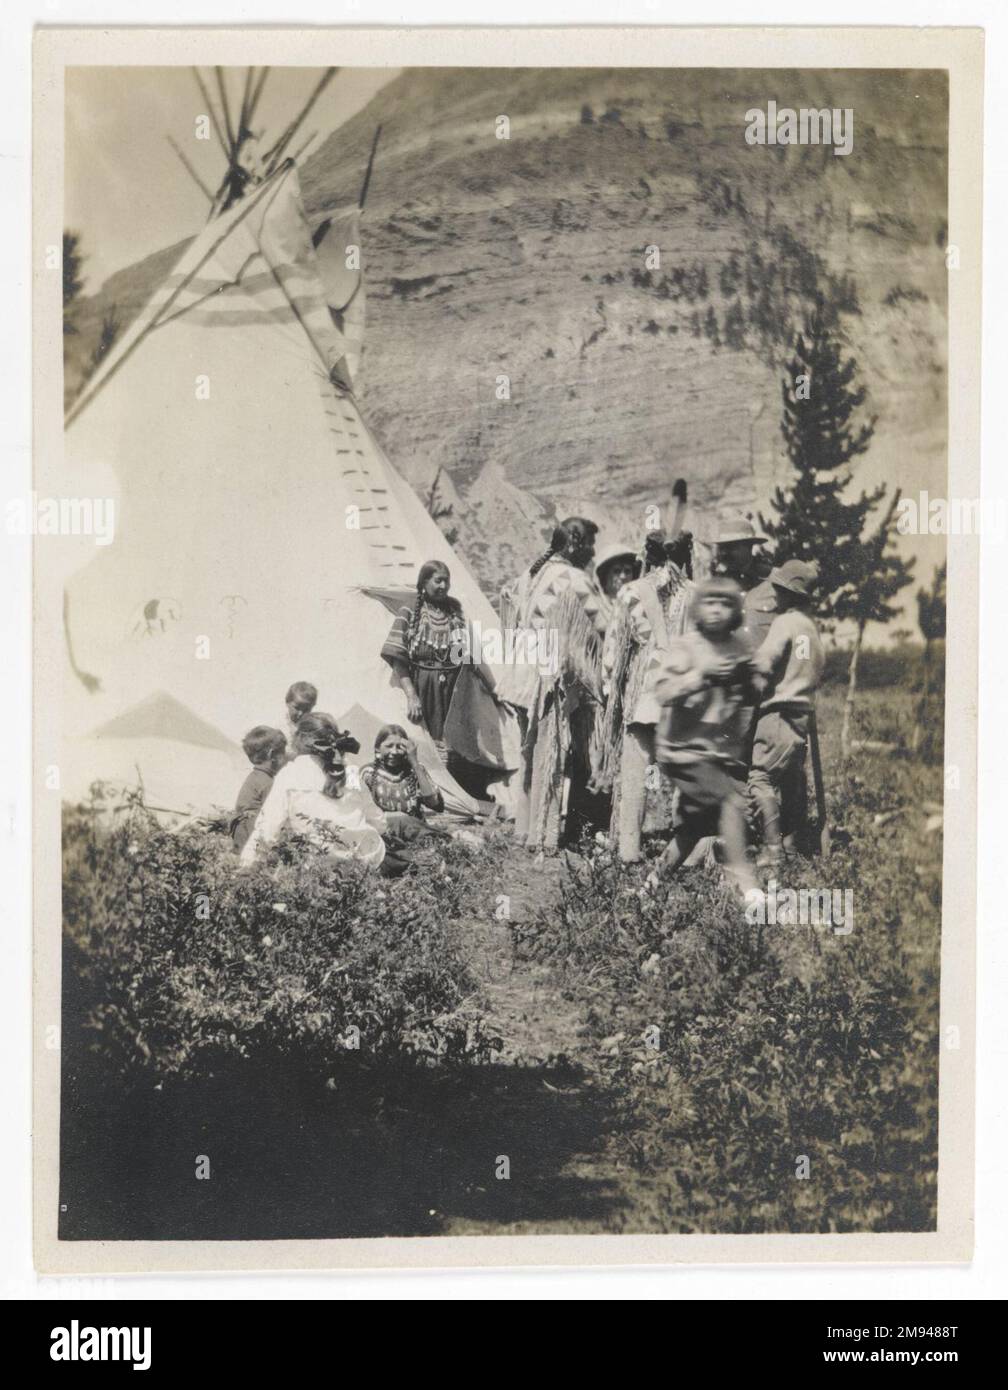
748;559;824;867
594;542;641;604
713;518;778;647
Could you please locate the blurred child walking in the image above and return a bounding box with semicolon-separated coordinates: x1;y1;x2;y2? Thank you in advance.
649;578;760;898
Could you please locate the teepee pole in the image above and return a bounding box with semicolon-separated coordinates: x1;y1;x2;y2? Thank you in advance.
65;166;294;429
263;67;338;173
214;67;237;155
192;68;231;161
358;124;383;210
236;66;255;137
166;135;214;204
246;66;270;127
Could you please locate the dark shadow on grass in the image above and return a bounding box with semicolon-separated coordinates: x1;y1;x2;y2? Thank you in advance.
59;1010;625;1242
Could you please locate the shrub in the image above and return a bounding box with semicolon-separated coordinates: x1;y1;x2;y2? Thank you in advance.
62;791;492;1085
512;844;937;1233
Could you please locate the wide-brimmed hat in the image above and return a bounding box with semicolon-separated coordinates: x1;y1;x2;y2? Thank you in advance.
714;517;767;545
769;558;818;599
595;542;640;585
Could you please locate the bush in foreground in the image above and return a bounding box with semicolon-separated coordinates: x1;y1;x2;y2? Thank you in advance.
62;791;492;1085
513;838;938;1233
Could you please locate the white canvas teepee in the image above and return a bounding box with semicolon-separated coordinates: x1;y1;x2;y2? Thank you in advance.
59;160;516;817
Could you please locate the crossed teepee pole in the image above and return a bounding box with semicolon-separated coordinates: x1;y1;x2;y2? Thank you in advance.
167;66;340;218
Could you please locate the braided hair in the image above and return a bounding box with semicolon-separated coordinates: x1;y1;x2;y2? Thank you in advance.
665;530;694;579
529;516;598;578
642;528;667;573
640;527;694;578
413;559;462;629
528;524;569;580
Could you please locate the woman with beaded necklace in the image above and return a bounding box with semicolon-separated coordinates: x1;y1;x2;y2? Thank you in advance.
380;558;472;764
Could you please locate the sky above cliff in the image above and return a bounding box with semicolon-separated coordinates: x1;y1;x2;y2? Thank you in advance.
65;66;397;290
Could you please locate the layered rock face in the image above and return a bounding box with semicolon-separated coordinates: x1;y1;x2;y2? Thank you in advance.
66;67;948;595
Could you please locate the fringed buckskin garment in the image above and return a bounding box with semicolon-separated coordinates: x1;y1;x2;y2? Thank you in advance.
498;557;608;852
595;564;692;861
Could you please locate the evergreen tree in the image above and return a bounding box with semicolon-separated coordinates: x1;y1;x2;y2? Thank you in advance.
723;299;746;351
761;302;914;752
63;230;86;335
760;302;882;616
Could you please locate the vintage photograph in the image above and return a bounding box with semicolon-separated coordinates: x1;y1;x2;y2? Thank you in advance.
33;28;980;1269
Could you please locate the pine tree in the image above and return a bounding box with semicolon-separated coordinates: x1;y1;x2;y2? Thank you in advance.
761;302;882;616
723;299;746;351
63;230;86;335
761;302;913;752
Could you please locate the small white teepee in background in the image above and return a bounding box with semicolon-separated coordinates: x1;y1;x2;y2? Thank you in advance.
56;147;517;818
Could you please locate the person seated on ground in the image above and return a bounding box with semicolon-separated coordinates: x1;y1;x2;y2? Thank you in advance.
361;724;445;840
230;725;288;854
648;578;760;900
239;711;387;872
747;559;825;871
283;680;319;760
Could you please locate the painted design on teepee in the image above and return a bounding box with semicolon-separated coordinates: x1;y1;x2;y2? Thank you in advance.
219;595;248;639
129;598;181;640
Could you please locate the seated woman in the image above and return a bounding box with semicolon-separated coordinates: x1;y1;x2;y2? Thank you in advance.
380;559;496;801
239;711;388;872
361;724;445;841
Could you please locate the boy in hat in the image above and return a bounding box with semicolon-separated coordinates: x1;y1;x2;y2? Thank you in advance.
649;577;760;897
713;518;778;646
748;559;824;867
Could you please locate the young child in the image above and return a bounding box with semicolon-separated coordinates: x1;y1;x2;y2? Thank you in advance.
230;725;288;854
361;724;444;836
747;559;824;867
649;578;760;897
284;681;319;758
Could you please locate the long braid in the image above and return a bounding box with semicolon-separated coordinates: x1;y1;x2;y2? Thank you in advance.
528;523;568;580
